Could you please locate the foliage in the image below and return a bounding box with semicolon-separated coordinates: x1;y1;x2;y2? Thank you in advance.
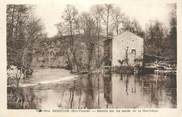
121;17;144;37
7;5;44;79
144;21;168;55
55;4;177;72
7;5;44;68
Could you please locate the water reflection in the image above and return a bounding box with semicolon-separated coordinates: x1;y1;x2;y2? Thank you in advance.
103;73;112;107
113;73;176;108
9;71;176;109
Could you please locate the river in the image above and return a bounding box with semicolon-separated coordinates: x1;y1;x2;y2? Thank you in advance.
9;68;176;109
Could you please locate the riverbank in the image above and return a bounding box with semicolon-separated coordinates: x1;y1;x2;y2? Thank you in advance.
19;68;78;87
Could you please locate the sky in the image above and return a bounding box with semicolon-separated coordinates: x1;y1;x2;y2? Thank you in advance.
33;0;176;37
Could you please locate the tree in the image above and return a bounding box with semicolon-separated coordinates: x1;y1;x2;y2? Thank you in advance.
103;4;114;39
60;4;79;72
145;21;167;55
61;4;78;42
80;12;97;71
7;5;44;79
168;4;177;59
22;18;44;77
7;5;31;68
111;7;124;35
121;17;144;37
90;5;104;67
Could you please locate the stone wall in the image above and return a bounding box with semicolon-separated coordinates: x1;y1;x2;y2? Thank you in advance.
112;31;144;67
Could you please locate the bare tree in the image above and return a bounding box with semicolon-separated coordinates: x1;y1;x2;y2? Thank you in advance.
7;5;44;83
22;18;43;78
7;5;30;68
111;7;124;35
90;5;104;66
61;4;78;45
61;4;79;72
102;4;114;39
121;17;144;37
80;12;97;71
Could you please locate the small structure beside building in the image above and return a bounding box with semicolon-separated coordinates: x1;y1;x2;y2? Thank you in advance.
104;31;144;69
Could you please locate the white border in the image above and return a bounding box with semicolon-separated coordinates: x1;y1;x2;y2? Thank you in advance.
0;0;182;117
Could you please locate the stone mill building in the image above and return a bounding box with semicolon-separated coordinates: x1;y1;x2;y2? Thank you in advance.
104;31;144;67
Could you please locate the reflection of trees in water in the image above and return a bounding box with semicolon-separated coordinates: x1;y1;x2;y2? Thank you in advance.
166;88;176;107
7;87;24;109
78;72;113;109
68;73;103;109
125;75;129;95
103;72;112;107
56;75;95;109
7;87;37;109
97;73;100;108
132;74;137;93
9;73;176;109
69;81;75;108
57;89;66;108
82;72;113;108
141;74;177;108
84;74;94;109
78;89;82;108
141;76;160;107
120;73;123;80
150;84;159;107
150;77;177;107
68;80;83;109
164;76;177;107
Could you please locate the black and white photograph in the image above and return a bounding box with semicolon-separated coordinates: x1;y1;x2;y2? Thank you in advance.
6;0;177;110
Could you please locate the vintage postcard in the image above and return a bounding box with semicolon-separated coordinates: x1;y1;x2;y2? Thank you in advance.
0;0;182;117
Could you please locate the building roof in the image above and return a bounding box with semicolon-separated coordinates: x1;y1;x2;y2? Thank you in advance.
103;31;143;42
114;31;143;41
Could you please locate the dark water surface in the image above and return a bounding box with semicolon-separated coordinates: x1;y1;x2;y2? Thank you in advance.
13;69;177;109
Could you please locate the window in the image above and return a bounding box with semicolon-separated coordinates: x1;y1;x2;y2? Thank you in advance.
131;49;136;54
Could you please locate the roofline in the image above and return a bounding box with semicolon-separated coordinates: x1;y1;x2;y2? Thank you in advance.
114;31;143;40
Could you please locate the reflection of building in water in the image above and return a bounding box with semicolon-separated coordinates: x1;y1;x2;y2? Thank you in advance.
16;73;176;109
112;73;148;108
56;74;176;108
